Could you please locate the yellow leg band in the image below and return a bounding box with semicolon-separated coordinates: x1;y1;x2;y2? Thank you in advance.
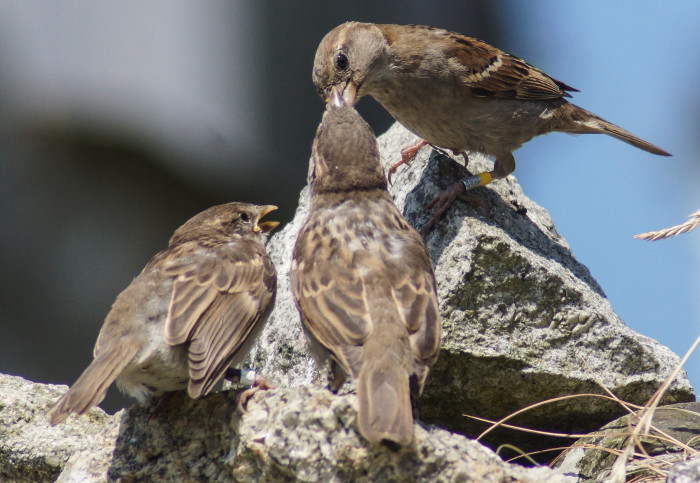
479;172;493;186
462;172;494;190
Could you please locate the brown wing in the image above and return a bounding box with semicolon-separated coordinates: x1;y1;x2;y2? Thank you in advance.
388;237;441;370
446;35;576;100
290;218;374;374
162;241;276;398
291;255;372;374
384;24;577;100
291;205;440;376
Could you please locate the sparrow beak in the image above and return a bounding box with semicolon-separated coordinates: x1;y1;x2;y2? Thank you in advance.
329;87;346;108
254;205;279;233
330;81;358;107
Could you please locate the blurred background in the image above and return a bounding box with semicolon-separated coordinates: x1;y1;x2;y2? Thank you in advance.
0;1;697;413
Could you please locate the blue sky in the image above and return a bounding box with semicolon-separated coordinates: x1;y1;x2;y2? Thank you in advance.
506;2;700;390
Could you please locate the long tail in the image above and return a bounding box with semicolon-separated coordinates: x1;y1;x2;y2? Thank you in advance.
560;103;671;156
49;345;135;425
356;352;413;446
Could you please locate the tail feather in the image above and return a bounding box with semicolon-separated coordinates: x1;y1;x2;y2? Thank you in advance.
357;359;413;446
49;345;135;425
561;103;671;156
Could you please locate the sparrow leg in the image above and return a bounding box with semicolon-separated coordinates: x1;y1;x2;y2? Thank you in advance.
450;150;470;168
237;374;277;412
387;139;428;184
421;184;487;235
421;153;513;234
148;391;175;421
329;360;347;393
458;152;515;192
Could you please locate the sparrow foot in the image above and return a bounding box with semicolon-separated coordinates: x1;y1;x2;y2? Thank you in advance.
329;359;347;393
148;391;175;421
449;149;470;168
387;139;428;184
422;182;489;235
237;375;276;412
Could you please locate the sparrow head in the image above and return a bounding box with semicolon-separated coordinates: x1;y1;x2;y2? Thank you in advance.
308;105;386;195
170;203;279;246
312;22;388;107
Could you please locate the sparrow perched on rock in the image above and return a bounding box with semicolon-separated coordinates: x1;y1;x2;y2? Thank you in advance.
49;203;278;425
313;22;671;232
291;102;441;446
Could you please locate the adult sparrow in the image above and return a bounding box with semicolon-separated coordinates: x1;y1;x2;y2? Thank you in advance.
49;202;278;425
313;22;671;231
291;102;441;446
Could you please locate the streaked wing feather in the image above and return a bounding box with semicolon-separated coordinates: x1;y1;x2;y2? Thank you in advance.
295;268;372;350
187;287;270;398
165;281;218;345
442;33;576;100
389;239;441;364
163;244;269;346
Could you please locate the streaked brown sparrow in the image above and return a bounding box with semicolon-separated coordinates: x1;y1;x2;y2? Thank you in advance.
291;102;441;446
313;22;670;232
50;202;278;424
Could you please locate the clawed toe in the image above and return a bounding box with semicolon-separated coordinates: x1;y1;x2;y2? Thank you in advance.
458;192;490;217
422;182;489;235
421;183;463;234
388;139;428;184
237;375;276;412
387;159;409;185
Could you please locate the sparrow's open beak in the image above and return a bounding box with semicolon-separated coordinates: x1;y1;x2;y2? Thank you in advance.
254;205;279;233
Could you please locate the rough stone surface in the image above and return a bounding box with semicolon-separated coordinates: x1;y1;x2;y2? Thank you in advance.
555;401;700;481
0;373;118;482
668;456;700;483
0;373;574;482
247;121;695;453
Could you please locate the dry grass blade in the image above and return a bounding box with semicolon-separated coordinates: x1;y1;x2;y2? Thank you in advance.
495;444;539;465
469;412;697;457
507;445;590;465
467;413;642;440
464;344;697;481
636;408;699;455
471;393;642;441
608;333;700;483
634;209;700;240
579;356;639;416
641;333;700;434
548;443;627;467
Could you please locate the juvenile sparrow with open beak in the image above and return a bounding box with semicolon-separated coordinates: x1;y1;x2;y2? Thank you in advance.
291;102;441;446
313;22;670;232
49;202;278;425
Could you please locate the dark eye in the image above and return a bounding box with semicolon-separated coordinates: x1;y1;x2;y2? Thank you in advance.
334;51;349;70
239;212;250;222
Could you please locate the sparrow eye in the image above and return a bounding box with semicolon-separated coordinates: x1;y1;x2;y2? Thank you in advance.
334;51;349;71
239;212;250;222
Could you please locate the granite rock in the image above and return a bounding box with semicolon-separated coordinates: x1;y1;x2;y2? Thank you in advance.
247;121;695;454
0;373;574;482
